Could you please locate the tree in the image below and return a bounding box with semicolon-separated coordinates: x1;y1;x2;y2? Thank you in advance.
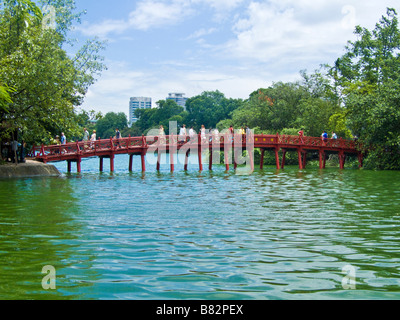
95;112;128;139
224;82;308;133
0;0;106;146
134;99;184;135
185;90;243;130
332;8;400;169
0;83;14;112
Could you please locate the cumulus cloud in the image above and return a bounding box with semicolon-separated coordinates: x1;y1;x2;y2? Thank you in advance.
128;0;192;31
78;0;192;37
79;0;400;115
227;1;399;62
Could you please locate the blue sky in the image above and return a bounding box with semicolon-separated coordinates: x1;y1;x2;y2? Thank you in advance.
66;0;399;117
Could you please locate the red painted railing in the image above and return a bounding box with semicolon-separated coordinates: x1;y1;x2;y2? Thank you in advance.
29;133;359;162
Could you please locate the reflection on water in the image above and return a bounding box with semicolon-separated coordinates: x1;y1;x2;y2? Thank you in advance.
1;154;400;300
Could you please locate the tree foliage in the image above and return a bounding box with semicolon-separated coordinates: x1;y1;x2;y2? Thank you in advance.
0;0;106;146
332;8;400;169
185;90;244;130
95;112;128;140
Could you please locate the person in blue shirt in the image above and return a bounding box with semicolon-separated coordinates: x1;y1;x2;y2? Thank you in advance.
60;132;66;145
322;131;328;142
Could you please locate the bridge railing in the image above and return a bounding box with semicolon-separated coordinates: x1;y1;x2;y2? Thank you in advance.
277;135;357;149
31;133;359;162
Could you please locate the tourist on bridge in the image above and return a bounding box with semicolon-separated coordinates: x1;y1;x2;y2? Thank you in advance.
189;127;195;142
213;128;220;143
298;128;304;144
90;130;96;149
208;128;213;142
200;125;207;143
82;128;90;151
83;128;89;141
332;132;338;139
60;132;66;145
179;124;187;142
159;125;165;144
322;131;328;143
229;125;234;142
115;128;121;148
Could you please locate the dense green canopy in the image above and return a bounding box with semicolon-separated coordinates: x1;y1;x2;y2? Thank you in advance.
0;0;106;145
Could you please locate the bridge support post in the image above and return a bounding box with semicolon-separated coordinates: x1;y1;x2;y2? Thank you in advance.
209;147;213;171
234;148;238;170
260;149;265;170
184;150;189;171
170;151;174;172
275;147;280;170
77;158;81;173
249;145;254;173
170;134;176;172
198;133;203;171
319;150;326;169
302;151;307;169
67;161;72;173
141;152;146;172
198;150;203;171
281;149;287;169
358;153;363;168
157;151;161;171
224;148;230;171
339;151;346;169
110;154;115;172
100;157;104;172
297;149;307;169
298;149;303;170
129;154;133;172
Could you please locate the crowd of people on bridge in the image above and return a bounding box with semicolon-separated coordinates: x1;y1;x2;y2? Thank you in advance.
158;124;252;144
298;129;339;144
52;125;349;149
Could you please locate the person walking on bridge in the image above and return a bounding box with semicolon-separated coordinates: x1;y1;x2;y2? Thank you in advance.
83;128;89;141
179;124;187;142
90;130;96;149
322;131;328;144
298;128;304;144
115;128;121;148
60;132;66;145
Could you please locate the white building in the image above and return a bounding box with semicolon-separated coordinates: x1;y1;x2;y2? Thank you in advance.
129;97;152;126
166;93;188;110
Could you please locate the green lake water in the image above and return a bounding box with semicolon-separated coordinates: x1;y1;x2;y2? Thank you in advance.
1;154;400;300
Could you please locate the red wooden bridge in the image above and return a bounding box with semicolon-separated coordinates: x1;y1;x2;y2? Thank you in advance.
29;133;363;173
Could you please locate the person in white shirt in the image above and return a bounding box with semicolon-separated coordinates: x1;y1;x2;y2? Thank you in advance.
179;124;187;142
90;130;96;149
189;127;195;142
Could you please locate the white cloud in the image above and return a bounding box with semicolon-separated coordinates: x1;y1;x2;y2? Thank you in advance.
128;0;192;31
185;28;217;40
79;0;400;116
78;0;192;37
221;0;400;78
78;0;247;38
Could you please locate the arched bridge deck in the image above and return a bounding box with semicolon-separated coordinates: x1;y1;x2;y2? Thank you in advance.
29;133;363;173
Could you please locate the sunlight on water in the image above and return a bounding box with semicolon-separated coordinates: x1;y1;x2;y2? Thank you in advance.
1;154;400;300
